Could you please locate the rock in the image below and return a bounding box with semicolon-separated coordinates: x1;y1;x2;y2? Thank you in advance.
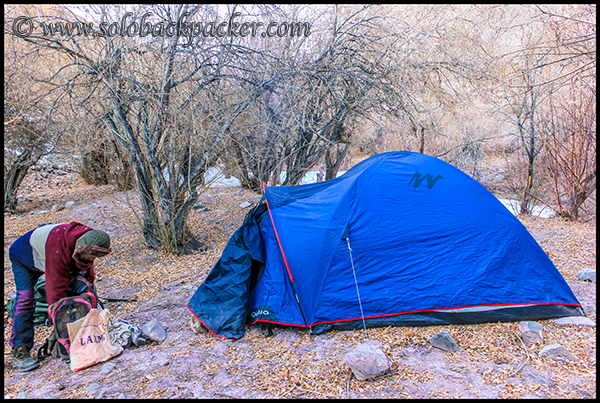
51;204;64;212
239;201;253;208
104;260;118;265
55;169;68;175
65;201;76;209
99;362;116;375
553;317;596;328
520;321;543;345
430;332;458;352
17;392;27;399
83;383;99;393
142;318;166;343
190;315;208;334
539;344;578;361
117;394;127;399
576;268;596;282
192;203;208;212
132;332;151;347
342;342;391;380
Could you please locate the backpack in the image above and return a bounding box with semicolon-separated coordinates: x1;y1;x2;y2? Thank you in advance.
4;277;50;327
38;277;99;362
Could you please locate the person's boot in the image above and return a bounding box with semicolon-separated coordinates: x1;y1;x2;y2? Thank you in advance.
12;345;40;372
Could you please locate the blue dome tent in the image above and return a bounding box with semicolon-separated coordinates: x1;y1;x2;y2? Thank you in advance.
188;151;584;339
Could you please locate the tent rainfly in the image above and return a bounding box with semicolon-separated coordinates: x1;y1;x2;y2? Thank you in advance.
188;151;585;339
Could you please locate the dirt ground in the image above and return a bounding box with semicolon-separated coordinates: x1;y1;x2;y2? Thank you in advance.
3;166;596;399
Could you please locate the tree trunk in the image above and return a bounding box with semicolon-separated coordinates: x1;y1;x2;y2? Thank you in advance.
325;143;349;181
3;149;36;212
284;119;347;186
80;148;109;185
520;87;538;215
520;160;534;215
558;169;596;220
412;124;425;154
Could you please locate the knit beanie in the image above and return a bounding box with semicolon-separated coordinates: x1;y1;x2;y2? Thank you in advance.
77;230;111;249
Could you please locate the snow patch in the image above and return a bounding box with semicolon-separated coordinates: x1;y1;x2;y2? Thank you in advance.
204;167;242;188
498;199;555;218
279;170;347;185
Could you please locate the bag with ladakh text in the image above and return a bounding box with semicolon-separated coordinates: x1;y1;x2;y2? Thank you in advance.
70;308;123;372
39;291;98;362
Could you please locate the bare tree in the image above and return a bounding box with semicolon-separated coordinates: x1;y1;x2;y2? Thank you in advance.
223;5;491;187
537;4;596;219
474;6;556;213
510;57;547;215
542;81;596;220
4;6;67;212
6;4;594;228
3;107;53;212
5;4;276;253
478;5;595;214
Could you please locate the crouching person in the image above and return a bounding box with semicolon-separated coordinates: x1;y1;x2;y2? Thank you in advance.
8;222;112;372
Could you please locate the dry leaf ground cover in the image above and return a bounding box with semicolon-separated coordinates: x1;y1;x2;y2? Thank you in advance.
3;165;596;399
